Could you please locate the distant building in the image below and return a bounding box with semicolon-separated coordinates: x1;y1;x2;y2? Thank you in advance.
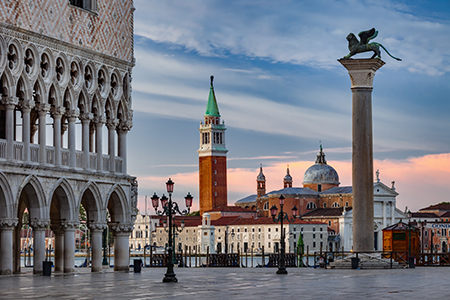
235;147;406;251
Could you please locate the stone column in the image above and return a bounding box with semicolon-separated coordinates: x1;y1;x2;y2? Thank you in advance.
37;104;51;164
89;122;95;153
50;224;64;272
111;223;133;272
94;116;105;172
51;107;65;166
117;122;131;174
107;119;118;173
0;219;18;275
30;219;49;274
339;58;385;252
88;223;106;272
61;221;78;273
14;223;21;273
2;97;19;160
67;110;79;168
20;100;34;162
80;113;93;170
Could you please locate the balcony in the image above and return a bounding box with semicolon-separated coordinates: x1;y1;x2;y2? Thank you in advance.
0;139;123;173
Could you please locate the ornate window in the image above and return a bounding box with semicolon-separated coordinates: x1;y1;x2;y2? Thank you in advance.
263;202;269;210
332;202;340;208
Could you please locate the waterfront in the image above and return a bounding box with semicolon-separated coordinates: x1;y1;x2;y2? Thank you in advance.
1;266;450;299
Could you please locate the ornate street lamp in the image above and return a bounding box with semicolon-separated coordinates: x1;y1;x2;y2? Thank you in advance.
270;194;298;275
152;178;193;283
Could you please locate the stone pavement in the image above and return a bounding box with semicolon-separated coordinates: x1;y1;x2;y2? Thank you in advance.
0;267;449;299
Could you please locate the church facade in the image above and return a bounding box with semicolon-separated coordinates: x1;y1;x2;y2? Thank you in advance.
0;0;137;274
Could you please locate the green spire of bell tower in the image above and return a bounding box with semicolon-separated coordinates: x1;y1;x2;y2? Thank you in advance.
205;75;221;117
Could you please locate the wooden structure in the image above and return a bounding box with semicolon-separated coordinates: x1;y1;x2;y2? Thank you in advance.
383;222;419;263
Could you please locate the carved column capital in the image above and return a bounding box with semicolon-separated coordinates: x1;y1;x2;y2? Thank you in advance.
37;103;51;115
87;222;107;231
118;120;133;132
19;99;35;112
79;112;93;122
109;222;134;233
60;221;79;231
0;218;18;229
338;58;385;88
93;116;106;125
50;106;66;118
66;109;80;121
1;96;19;107
50;224;65;235
106;119;119;130
30;219;50;230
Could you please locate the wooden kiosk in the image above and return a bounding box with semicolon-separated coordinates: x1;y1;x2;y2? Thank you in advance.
382;222;419;263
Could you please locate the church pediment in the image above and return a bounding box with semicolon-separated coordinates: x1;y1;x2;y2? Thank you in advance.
373;181;398;197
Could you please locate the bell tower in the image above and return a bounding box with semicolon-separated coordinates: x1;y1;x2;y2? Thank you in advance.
198;76;228;215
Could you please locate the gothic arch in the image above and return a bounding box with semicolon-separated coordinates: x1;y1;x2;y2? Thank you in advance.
105;96;116;120
16;175;47;220
0;171;14;219
0;35;7;74
33;75;48;105
78;181;102;222
48;178;76;221
105;184;128;223
48;83;63;107
1;68;15;97
110;69;122;100
77;90;89;114
91;93;104;117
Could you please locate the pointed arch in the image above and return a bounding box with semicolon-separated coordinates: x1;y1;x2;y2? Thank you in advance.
48;83;62;107
104;184;128;223
117;98;129;123
105;96;116;120
78;181;102;222
91;93;104;118
77;90;89;114
33;76;48;105
48;178;76;222
0;171;14;219
16;175;47;220
0;68;15;97
16;74;32;101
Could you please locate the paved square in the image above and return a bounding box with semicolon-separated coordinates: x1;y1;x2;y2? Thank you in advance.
0;267;449;299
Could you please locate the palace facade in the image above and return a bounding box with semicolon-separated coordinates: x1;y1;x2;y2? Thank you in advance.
0;0;137;274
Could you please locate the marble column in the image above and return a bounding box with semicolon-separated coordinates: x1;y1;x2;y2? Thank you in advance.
20;100;34;162
88;223;106;272
107;120;118;173
80;113;93;170
339;58;385;252
67;110;79;168
51;224;64;272
95;116;105;172
111;223;133;272
52;107;65;166
117;122;131;174
30;220;49;274
0;219;18;275
62;222;77;273
37;104;51;164
14;223;21;273
2;97;19;160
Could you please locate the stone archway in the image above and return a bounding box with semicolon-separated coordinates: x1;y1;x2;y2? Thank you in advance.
15;176;47;274
49;179;76;273
0;172;16;275
80;182;104;272
106;186;132;271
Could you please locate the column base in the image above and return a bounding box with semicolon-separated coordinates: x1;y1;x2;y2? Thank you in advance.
64;268;74;273
0;269;12;275
92;266;103;272
114;265;130;272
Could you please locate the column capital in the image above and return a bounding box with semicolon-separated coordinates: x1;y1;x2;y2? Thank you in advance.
30;219;50;230
80;112;94;122
93;116;106;125
37;103;51;114
118;120;133;132
60;220;79;231
338;58;385;88
1;96;19;107
19;99;35;112
87;222;107;231
66;109;80;121
106;119;119;130
50;224;65;234
109;222;134;233
51;106;66;118
0;218;18;229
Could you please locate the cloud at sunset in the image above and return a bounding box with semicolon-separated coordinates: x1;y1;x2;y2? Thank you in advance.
137;153;450;214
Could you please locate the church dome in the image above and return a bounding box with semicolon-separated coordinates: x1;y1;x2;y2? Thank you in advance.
302;146;339;185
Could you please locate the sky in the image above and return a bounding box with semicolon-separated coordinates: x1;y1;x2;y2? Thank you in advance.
129;0;450;214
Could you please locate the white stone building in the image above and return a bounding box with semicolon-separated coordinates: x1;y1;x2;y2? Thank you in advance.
0;1;137;274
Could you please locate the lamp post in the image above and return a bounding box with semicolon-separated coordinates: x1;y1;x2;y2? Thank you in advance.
151;178;193;283
270;194;298;275
407;210;413;268
163;218;185;264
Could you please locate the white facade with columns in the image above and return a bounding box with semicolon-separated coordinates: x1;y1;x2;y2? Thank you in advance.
0;1;137;275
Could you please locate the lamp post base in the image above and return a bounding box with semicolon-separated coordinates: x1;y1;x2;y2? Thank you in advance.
276;267;288;275
163;274;178;283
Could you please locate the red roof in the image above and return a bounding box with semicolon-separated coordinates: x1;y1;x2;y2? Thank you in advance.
205;206;254;213
419;203;450;212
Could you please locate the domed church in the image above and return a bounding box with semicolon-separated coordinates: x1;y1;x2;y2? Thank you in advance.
235;145;353;218
234;145;406;251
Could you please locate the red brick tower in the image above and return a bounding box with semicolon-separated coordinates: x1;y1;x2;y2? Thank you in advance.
198;76;228;215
